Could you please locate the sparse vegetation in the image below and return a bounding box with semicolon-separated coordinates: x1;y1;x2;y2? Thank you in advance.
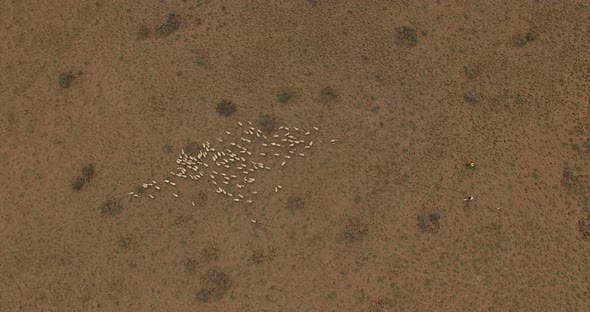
133;185;145;195
319;86;338;104
59;72;76;89
277;89;295;103
70;176;85;191
162;144;173;154
513;32;538;47
216;99;236;117
193;191;208;206
257;114;276;134
99;197;122;216
561;166;580;190
286;196;304;211
418;211;441;233
117;236;133;250
71;164;95;191
578;217;590;241
185;258;197;273
81;164;95;181
248;247;266;265
463;64;479;79
394;26;419;48
191;49;208;67
137;25;151;40
343;217;367;242
201;245;219;262
195;269;231;303
155;13;181;38
184;141;201;156
464;91;480;104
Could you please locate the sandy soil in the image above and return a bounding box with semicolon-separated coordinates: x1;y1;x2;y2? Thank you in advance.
1;0;590;311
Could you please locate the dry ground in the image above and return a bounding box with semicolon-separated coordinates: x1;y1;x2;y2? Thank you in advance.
1;0;590;311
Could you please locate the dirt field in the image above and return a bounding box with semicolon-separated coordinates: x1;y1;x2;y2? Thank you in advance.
1;1;590;311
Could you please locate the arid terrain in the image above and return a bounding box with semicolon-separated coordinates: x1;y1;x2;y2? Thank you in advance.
1;1;590;311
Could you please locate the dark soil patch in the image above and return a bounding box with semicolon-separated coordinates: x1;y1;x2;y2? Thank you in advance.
195;269;232;303
155;13;181;38
99;197;122;217
257;114;277;135
417;211;441;233
394;26;419;48
216;99;236;117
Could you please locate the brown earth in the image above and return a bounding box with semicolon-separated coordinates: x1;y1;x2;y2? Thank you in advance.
1;1;590;311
